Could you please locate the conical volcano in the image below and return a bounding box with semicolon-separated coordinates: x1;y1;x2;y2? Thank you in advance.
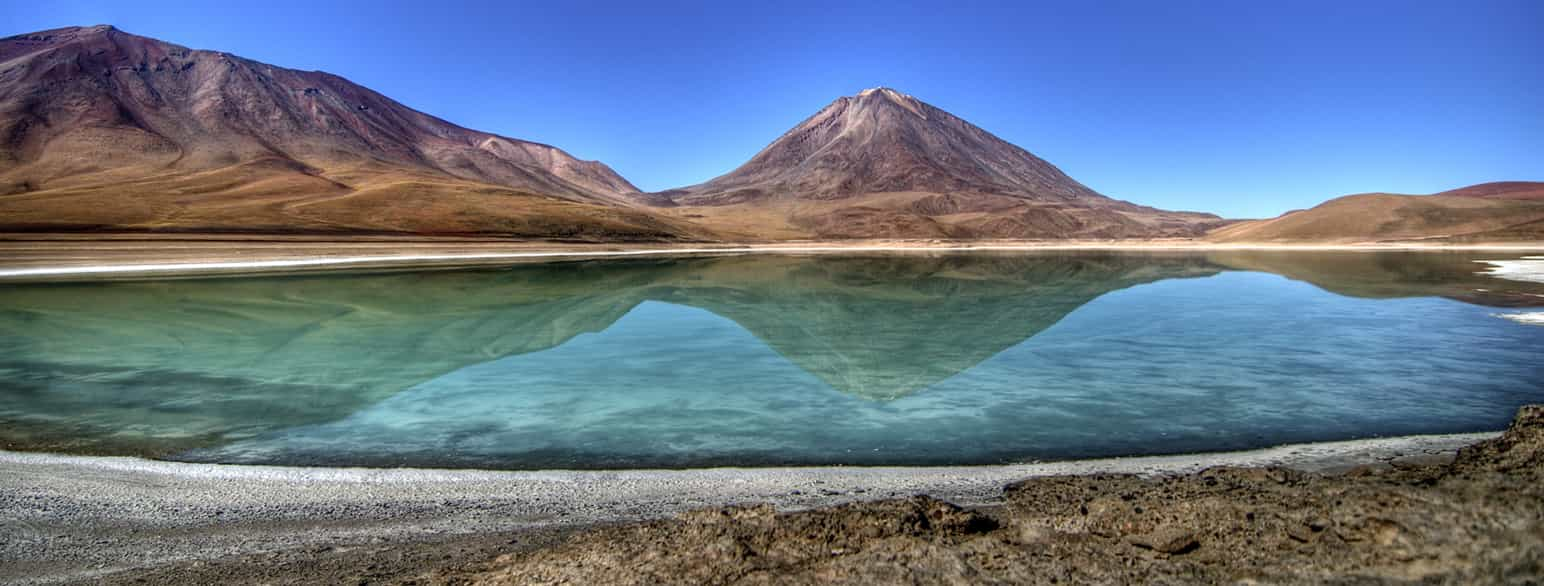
647;87;1223;239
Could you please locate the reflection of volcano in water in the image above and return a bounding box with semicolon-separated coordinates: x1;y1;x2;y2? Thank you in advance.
649;255;1219;398
1;251;1539;458
0;253;1216;454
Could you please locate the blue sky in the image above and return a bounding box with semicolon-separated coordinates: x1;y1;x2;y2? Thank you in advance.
4;0;1541;218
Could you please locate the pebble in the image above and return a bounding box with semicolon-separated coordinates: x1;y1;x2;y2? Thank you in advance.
1127;527;1199;554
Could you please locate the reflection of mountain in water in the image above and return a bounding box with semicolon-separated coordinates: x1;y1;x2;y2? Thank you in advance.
0;263;659;455
0;253;1216;454
652;255;1219;398
0;251;1538;457
1204;250;1544;308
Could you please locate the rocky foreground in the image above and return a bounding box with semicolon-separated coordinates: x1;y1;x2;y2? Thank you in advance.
436;406;1544;584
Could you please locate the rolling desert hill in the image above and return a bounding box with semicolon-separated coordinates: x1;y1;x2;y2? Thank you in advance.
641;88;1227;240
1435;181;1544;201
0;25;705;240
1208;181;1544;243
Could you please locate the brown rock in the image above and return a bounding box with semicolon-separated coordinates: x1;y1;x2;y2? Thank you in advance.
1286;523;1316;543
1127;527;1200;555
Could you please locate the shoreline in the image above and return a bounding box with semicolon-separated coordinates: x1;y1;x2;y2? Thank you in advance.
3;238;1544;280
0;431;1496;584
0;429;1497;483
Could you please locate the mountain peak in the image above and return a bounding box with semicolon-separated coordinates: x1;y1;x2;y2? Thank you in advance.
3;24;118;41
0;25;172;64
646;88;1224;239
857;86;905;98
659;88;1100;205
850;86;928;119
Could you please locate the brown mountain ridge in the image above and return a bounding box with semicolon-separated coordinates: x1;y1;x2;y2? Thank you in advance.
0;25;703;240
1210;181;1544;243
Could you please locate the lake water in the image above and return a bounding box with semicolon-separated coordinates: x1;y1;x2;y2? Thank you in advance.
1;251;1541;469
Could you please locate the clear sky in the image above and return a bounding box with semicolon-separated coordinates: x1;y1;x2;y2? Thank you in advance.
4;0;1541;218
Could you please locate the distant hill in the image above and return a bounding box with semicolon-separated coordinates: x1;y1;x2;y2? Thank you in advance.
1208;182;1544;243
1436;181;1544;201
0;25;703;240
641;88;1225;240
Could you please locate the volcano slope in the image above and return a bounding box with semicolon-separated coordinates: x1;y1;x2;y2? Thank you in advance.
0;26;703;240
642;88;1225;240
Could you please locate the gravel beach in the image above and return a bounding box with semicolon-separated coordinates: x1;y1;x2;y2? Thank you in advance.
460;407;1544;585
0;431;1498;585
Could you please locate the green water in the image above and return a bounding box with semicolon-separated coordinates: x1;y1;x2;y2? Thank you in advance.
1;251;1541;468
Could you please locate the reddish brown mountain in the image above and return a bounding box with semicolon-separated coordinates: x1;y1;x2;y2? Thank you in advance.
1436;181;1544;201
644;88;1224;239
0;25;701;239
1209;181;1544;243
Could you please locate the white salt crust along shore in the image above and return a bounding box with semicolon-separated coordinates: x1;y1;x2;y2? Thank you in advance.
1478;256;1544;325
0;433;1496;584
1478;256;1544;284
5;243;1544;279
1497;312;1544;326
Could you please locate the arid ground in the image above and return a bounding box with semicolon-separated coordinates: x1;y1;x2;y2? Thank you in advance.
456;408;1544;584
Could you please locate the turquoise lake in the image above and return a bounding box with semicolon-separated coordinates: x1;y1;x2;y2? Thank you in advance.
1;251;1541;469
